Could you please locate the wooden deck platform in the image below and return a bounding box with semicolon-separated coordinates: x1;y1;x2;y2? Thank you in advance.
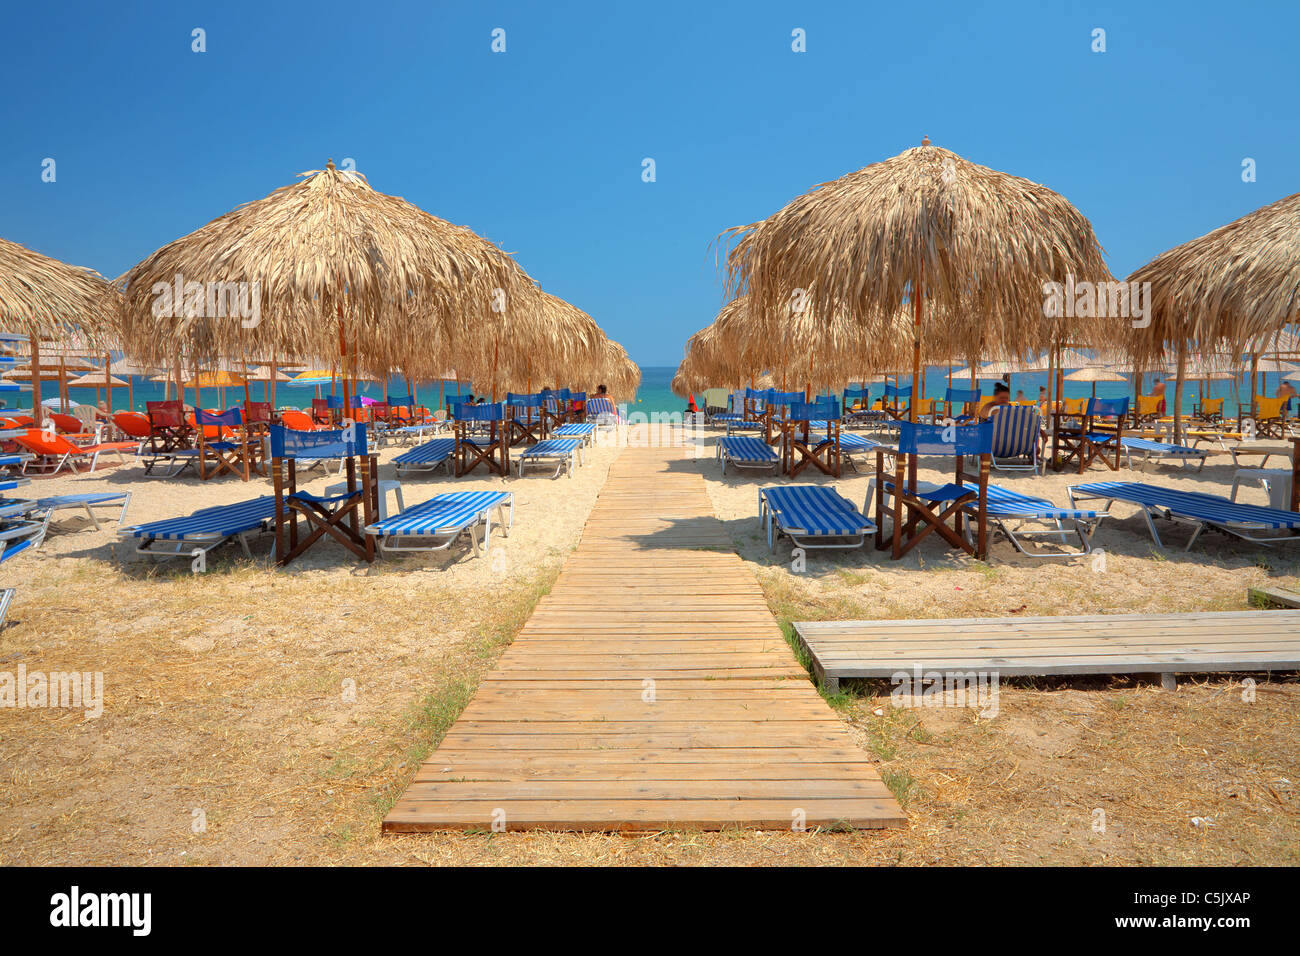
384;442;904;832
794;611;1300;693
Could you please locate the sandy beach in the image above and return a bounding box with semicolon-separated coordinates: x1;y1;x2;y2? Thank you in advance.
2;422;1296;866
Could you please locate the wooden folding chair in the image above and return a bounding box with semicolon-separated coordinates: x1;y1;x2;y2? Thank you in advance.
455;402;510;476
874;420;992;560
1238;395;1290;438
782;400;843;478
271;423;377;567
1051;396;1128;473
196;407;261;481
882;384;912;421
145;400;193;453
506;393;546;446
538;388;571;435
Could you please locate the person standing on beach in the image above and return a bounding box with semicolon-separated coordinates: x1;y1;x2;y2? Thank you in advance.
1151;377;1166;415
1279;379;1297;409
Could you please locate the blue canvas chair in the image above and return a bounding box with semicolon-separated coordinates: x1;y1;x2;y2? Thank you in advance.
758;485;876;552
506;392;546;445
883;383;912;420
874;420;993;560
783;400;843;477
1068;481;1300;551
454;402;510;476
939;386;982;422
366;490;513;560
270;423;378;567
196;407;262;481
988;403;1043;473
717;435;779;475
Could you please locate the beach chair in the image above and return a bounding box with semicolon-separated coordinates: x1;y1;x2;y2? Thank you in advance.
506;392;546;445
783;400;843;478
764;390;805;447
13;430;135;475
29;492;132;531
702;388;730;423
49;411;94;438
1131;394;1163;427
552;422;597;447
1192;396;1225;424
758;484;876;552
270;423;378;567
539;388;571;434
1067;480;1300;550
1238;395;1290;438
1118;435;1208;471
717;435;780;475
141;401;199;476
279;409;324;432
120;495;279;572
935;386;981;423
988;403;1043;473
111;411;151;446
586;395;620;430
393;437;457;476
1051;396;1129;473
882;384;912;420
454;402;510;476
195;407;262;481
517;437;583;477
872;481;1105;559
366;490;513;559
874;420;992;560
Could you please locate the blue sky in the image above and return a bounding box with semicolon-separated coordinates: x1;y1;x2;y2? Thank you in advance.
2;0;1297;366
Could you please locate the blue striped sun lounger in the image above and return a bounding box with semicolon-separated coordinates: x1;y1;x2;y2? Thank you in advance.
873;480;1105;558
33;492;132;530
1068;481;1300;550
393;438;456;476
518;438;583;477
120;495;279;572
365;490;513;559
758;484;876;552
553;422;598;446
1119;436;1208;471
138;446;200;477
811;431;892;473
718;436;779;474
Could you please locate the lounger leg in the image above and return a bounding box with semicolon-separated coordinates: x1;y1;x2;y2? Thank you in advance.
82;503;101;531
1141;507;1166;550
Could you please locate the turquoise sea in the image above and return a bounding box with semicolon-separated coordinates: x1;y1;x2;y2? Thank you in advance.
11;363;1295;417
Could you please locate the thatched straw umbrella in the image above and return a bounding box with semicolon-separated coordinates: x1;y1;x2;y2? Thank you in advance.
1128;193;1300;441
1064;365;1128;400
117;161;533;411
723;140;1116;427
0;238;123;427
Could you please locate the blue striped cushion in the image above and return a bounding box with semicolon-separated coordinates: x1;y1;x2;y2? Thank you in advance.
761;486;873;535
123;496;278;540
1120;437;1204;457
720;436;778;462
370;491;510;535
1072;481;1300;530
394;438;456;466
521;439;582;458
553;424;596;438
811;432;881;453
990;405;1039;457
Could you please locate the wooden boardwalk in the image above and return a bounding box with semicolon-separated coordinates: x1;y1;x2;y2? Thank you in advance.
384;442;904;832
795;611;1300;693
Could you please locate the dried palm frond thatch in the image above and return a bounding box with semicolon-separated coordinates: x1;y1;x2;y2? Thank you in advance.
722;141;1116;412
117;161;534;393
1127;193;1300;366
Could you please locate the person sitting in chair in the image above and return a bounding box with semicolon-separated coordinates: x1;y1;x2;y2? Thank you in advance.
978;382;1011;420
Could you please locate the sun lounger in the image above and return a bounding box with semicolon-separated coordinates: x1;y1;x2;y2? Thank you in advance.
758;484;876;552
717;435;779;474
392;437;457;476
13;430;136;474
1068;480;1300;550
552;422;597;446
120;495;279;572
366;490;513;559
1119;436;1208;471
811;430;891;473
517;438;583;477
31;492;132;531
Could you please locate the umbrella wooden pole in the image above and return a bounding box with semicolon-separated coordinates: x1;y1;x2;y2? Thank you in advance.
1173;345;1187;445
338;311;351;415
105;352;113;415
910;275;921;424
30;337;43;428
58;358;67;412
270;351;278;409
1249;355;1258;400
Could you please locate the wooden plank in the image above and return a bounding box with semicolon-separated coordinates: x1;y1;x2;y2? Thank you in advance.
1249;586;1300;608
794;611;1300;686
383;443;903;833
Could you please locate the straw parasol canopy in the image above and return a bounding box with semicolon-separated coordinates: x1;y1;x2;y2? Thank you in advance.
0;239;123;344
1065;365;1128;399
1127;193;1300;439
116;161;535;406
723;140;1117;416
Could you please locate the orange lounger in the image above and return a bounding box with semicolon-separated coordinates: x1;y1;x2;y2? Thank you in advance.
12;430;137;475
